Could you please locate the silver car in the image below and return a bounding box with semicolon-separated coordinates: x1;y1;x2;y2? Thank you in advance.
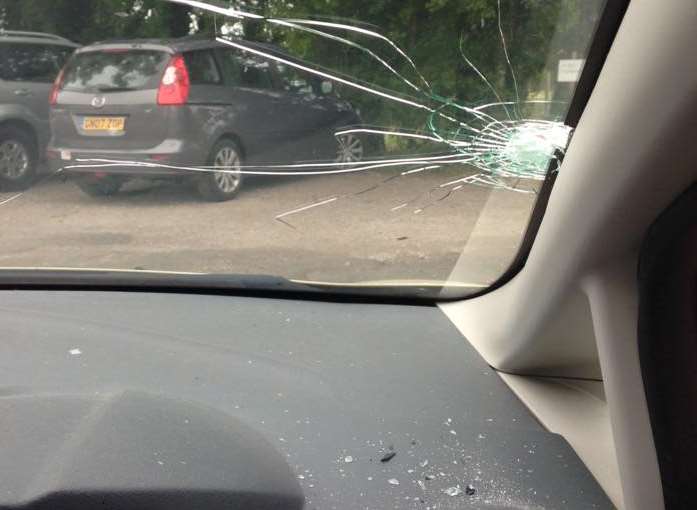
48;38;365;201
0;31;78;189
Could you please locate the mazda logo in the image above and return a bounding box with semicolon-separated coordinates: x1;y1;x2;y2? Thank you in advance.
91;96;106;108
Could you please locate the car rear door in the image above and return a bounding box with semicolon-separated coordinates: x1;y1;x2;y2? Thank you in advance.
51;48;172;151
269;62;339;161
214;47;296;165
180;49;230;163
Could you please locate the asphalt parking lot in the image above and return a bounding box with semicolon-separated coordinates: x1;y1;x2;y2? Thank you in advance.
0;164;537;286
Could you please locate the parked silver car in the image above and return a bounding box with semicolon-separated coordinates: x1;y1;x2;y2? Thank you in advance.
48;38;365;201
0;31;78;189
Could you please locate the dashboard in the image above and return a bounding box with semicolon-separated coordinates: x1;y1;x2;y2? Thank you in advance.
0;291;612;509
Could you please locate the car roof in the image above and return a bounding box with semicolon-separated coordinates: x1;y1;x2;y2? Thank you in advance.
0;30;79;47
77;36;293;60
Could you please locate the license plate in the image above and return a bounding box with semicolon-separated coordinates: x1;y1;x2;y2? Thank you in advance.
82;117;125;131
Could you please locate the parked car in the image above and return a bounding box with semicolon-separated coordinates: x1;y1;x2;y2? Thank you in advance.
0;31;78;189
47;38;365;201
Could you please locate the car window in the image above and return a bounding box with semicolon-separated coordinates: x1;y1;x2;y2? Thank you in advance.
240;56;274;90
275;63;314;96
184;50;221;85
61;50;169;92
215;48;243;85
0;43;72;82
214;49;272;90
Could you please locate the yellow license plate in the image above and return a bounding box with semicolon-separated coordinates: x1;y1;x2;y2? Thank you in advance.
83;117;126;131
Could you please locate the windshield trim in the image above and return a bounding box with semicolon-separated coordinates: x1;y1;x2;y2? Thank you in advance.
0;268;446;305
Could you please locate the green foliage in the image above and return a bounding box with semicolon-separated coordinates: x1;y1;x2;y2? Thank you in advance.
0;0;191;43
0;0;601;142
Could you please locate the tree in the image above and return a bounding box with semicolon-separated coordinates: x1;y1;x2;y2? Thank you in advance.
0;0;602;138
0;0;191;42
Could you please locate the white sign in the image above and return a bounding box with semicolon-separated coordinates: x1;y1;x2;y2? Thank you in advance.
557;59;585;83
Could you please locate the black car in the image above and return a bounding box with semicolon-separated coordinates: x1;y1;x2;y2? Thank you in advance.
48;38;365;200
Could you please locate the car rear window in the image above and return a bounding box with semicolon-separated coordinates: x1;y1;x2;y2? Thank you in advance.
62;50;169;92
0;43;73;83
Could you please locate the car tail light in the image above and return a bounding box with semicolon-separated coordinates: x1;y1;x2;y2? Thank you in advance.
157;54;190;106
49;68;65;106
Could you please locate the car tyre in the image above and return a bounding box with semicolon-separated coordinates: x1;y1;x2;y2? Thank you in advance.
198;139;244;202
0;125;38;191
76;176;123;197
335;132;365;165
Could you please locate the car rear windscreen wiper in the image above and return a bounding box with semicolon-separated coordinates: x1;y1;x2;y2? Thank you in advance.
95;86;138;92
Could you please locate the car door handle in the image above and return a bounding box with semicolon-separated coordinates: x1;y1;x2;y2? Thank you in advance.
14;89;32;97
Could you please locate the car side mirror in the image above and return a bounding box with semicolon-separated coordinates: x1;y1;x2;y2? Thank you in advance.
320;80;333;95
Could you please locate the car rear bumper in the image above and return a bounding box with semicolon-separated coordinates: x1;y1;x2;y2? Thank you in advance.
46;139;206;177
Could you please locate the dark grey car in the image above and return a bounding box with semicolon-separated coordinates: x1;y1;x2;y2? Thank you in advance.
0;31;78;189
48;38;365;201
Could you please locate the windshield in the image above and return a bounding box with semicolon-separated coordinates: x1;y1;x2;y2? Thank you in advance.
0;0;606;298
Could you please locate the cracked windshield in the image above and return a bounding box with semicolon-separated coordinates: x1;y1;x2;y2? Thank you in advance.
0;0;604;294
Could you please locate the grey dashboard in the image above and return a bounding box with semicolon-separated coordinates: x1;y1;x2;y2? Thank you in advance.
0;291;613;509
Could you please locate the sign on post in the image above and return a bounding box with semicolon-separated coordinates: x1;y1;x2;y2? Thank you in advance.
557;59;585;83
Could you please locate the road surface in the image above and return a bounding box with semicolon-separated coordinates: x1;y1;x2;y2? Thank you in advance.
0;165;537;288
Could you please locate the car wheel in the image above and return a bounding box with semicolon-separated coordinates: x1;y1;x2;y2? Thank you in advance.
335;133;364;164
198;139;244;202
76;176;123;197
0;126;37;190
